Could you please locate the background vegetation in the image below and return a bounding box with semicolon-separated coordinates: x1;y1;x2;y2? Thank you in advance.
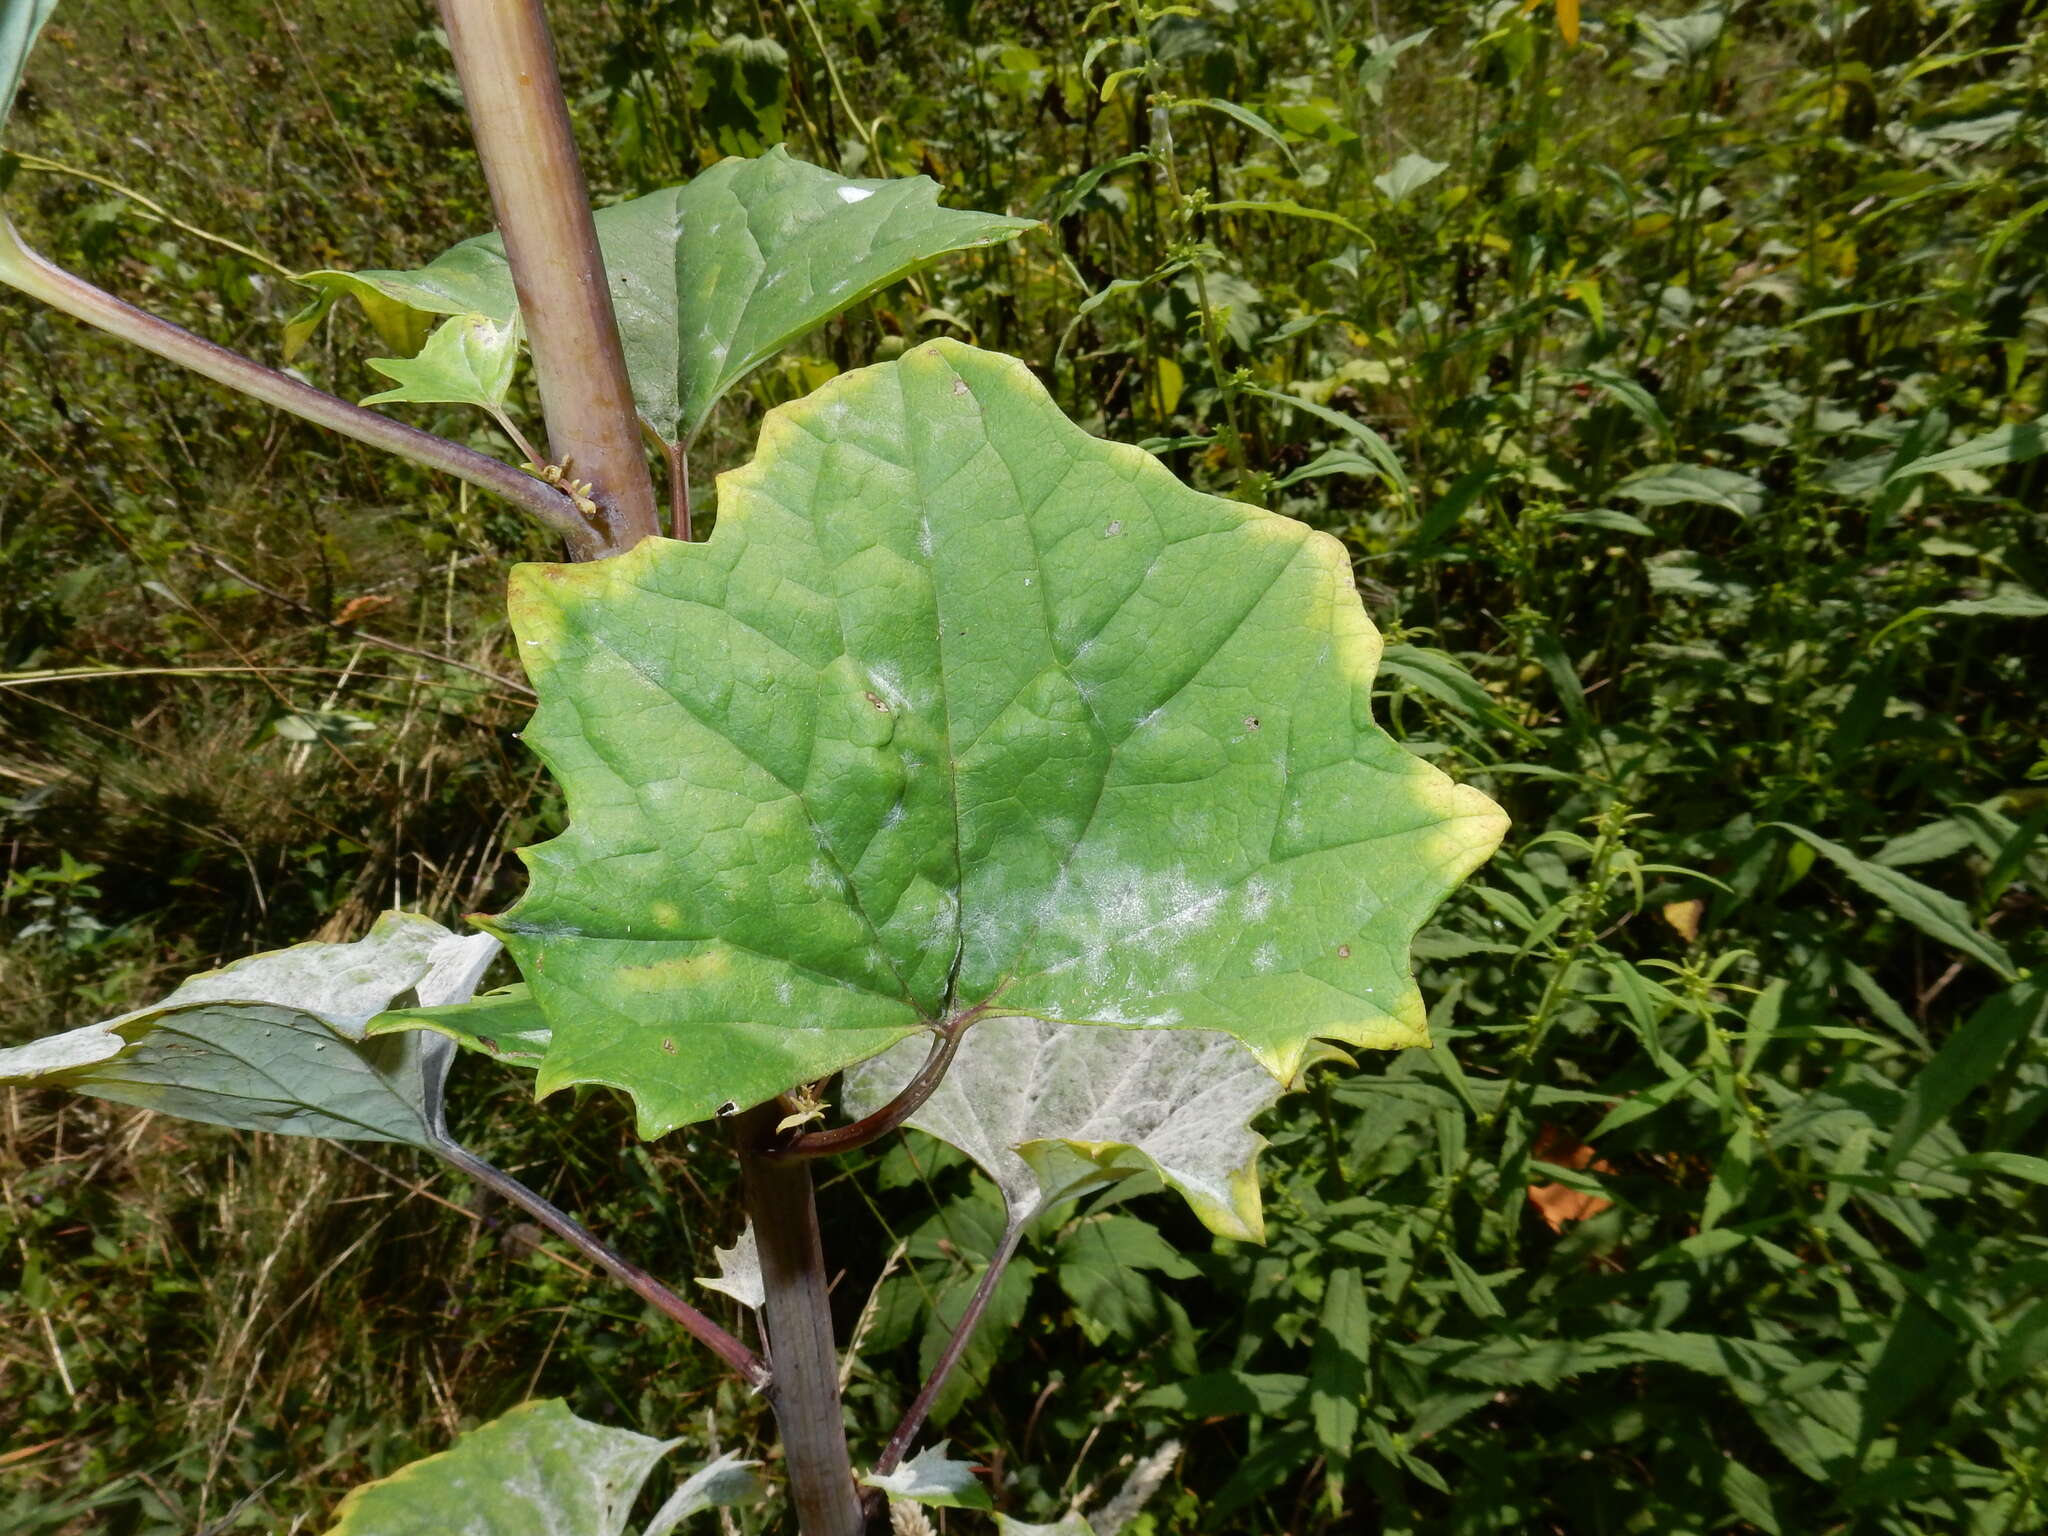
2;0;2044;1531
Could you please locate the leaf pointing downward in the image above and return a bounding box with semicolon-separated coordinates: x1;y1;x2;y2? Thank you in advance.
487;339;1505;1137
844;1017;1307;1241
0;912;495;1145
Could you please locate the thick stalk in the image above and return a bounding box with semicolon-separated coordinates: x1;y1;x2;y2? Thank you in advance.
735;1104;865;1536
438;0;661;555
0;218;593;550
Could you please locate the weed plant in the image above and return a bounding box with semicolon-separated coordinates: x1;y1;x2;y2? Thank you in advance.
2;0;2045;1532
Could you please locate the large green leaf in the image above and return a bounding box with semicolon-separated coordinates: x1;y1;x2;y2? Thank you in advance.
486;339;1506;1137
0;0;58;137
292;147;1034;446
321;1398;757;1536
0;912;496;1144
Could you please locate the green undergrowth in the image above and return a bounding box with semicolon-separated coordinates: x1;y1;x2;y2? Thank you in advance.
2;0;2044;1532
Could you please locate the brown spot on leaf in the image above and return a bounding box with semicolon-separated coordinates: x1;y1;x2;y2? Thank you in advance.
661;1038;677;1055
1337;944;1351;959
864;691;889;712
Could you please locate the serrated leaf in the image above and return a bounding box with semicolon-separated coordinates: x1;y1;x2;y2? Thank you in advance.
844;1016;1296;1241
321;1399;676;1536
488;340;1502;1136
362;312;521;412
860;1443;992;1510
1774;823;2017;979
0;913;495;1145
1374;152;1448;205
695;1223;764;1310
0;0;58;136
296;148;1034;445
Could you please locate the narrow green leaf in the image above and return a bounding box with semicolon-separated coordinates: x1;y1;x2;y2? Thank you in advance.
1443;1250;1507;1319
1409;464;1495;549
1186;98;1298;166
1136;1371;1307;1417
369;983;550;1068
1309;1267;1371;1462
1557;368;1672;444
1206;198;1365;236
1377;644;1512;730
1773;823;2017;978
1883;416;2048;482
1243;384;1412;499
1882;978;2046;1172
1942;1151;2048;1185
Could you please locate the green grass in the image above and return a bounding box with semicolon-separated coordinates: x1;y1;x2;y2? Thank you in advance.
2;0;2045;1532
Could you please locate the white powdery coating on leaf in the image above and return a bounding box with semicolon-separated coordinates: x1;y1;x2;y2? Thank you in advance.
0;914;473;1085
0;1025;125;1080
641;1452;762;1536
115;911;458;1041
843;1016;1283;1236
696;1223;765;1310
861;1442;985;1505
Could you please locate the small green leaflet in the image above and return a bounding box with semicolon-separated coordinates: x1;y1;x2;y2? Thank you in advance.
860;1443;992;1511
487;339;1505;1136
362;312;522;413
289;147;1034;447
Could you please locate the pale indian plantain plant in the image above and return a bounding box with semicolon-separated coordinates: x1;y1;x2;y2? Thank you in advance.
0;2;1506;1532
